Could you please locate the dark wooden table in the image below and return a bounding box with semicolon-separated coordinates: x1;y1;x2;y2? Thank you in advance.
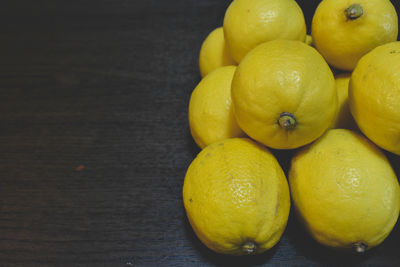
1;0;399;266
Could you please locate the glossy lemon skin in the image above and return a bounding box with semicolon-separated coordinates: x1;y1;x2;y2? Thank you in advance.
290;129;400;250
349;42;400;155
312;0;398;71
223;0;306;63
231;39;337;149
183;138;290;255
199;27;236;78
189;66;244;148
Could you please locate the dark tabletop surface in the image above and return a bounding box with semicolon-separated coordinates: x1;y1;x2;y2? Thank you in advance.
1;0;400;266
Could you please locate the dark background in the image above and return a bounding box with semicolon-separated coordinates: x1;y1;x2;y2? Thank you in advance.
0;0;399;266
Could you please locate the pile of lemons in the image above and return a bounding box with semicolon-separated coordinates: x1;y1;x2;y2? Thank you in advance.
183;0;400;255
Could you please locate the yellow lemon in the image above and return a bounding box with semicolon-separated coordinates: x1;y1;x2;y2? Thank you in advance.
189;66;244;148
231;39;337;149
312;0;398;71
290;129;400;252
199;27;236;77
330;73;357;129
183;138;290;255
349;42;400;155
305;34;313;46
223;0;306;63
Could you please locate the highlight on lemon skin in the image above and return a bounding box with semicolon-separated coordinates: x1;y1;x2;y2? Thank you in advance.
199;27;236;78
189;66;244;148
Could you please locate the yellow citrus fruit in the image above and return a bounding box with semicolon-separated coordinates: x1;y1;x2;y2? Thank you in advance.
199;27;236;77
305;34;313;46
183;138;290;255
349;42;400;155
189;66;244;148
290;129;400;252
223;0;306;63
231;39;337;149
312;0;398;71
330;73;357;129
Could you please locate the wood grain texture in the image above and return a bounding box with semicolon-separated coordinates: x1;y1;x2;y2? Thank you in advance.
0;0;399;266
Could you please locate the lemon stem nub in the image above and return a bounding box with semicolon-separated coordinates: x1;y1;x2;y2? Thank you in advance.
242;242;257;254
345;4;363;20
278;112;297;130
353;242;368;253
